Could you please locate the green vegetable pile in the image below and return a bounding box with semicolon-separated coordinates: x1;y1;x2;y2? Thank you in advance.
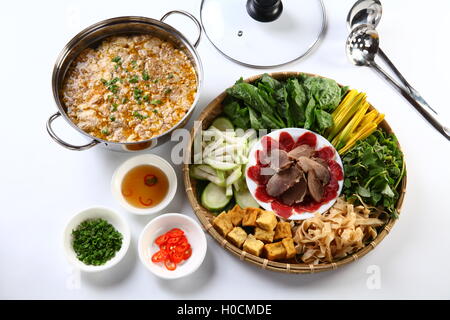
223;73;348;135
72;218;123;266
342;130;405;218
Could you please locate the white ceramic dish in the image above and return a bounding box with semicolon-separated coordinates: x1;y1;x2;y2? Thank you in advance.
246;128;344;220
111;154;177;215
138;213;207;280
63;206;131;272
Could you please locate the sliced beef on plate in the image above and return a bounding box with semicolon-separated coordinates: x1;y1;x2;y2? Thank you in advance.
258;149;292;171
266;165;303;197
296;156;330;185
280;177;308;206
270;149;292;171
287;145;314;161
307;170;324;202
311;157;327;168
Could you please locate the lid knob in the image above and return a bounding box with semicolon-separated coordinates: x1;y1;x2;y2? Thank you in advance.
246;0;283;23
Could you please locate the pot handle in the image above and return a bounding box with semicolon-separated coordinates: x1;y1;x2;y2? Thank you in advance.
46;112;100;151
160;10;202;48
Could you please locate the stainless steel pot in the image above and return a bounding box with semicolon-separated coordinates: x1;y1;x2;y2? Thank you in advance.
47;11;203;152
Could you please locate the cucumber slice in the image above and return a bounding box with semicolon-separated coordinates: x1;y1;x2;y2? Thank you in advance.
201;182;232;211
225;184;233;197
204;158;238;171
234;188;259;209
211;117;234;131
190;165;225;186
225;167;242;186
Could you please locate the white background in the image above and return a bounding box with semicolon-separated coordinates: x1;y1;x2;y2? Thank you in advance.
0;0;449;299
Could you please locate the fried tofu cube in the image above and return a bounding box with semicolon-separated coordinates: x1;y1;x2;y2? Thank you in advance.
213;212;233;236
274;222;293;241
243;235;265;257
228;205;246;226
254;227;275;243
242;208;260;227
226;227;248;248
281;238;296;259
256;210;278;231
264;242;287;261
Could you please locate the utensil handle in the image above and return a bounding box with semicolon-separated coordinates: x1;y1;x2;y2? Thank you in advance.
378;48;438;114
46;112;100;151
370;61;450;141
161;10;202;48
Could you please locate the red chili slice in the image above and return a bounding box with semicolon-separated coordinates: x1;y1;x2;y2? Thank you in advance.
164;259;177;271
167;228;184;237
175;242;190;253
167;236;181;245
138;196;153;207
183;247;192;260
155;234;168;246
151;250;168;263
171;251;184;264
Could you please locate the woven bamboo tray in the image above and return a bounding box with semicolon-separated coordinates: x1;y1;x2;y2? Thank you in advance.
183;72;407;274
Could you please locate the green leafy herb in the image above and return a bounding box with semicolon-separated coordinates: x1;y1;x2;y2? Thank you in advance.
101;128;110;135
150;99;162;105
167;73;174;79
152;109;158;114
342;129;405;218
223;73;343;133
164;88;172;94
133;88;143;101
71;218;123;266
142;71;150;81
110;116;116;122
223;100;250;130
133;111;147;120
111;56;121;63
129;75;139;84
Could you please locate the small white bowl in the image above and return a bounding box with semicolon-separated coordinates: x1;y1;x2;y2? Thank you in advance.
63;206;131;272
111;154;177;215
138;213;207;280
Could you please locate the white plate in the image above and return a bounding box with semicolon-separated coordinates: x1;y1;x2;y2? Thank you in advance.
63;206;131;272
111;154;177;215
138;213;207;280
245;128;344;220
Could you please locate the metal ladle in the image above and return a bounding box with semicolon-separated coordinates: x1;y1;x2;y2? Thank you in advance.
346;24;449;140
347;0;437;115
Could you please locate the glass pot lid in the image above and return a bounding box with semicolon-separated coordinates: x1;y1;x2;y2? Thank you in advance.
200;0;327;68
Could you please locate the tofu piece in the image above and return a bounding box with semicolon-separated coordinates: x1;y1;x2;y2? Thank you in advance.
254;227;275;243
281;238;296;259
243;235;265;257
242;208;260;227
273;222;293;241
212;212;233;236
256;210;278;231
264;242;287;261
226;227;248;248
228;205;246;226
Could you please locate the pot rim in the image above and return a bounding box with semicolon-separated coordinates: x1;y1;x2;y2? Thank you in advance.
50;14;203;147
